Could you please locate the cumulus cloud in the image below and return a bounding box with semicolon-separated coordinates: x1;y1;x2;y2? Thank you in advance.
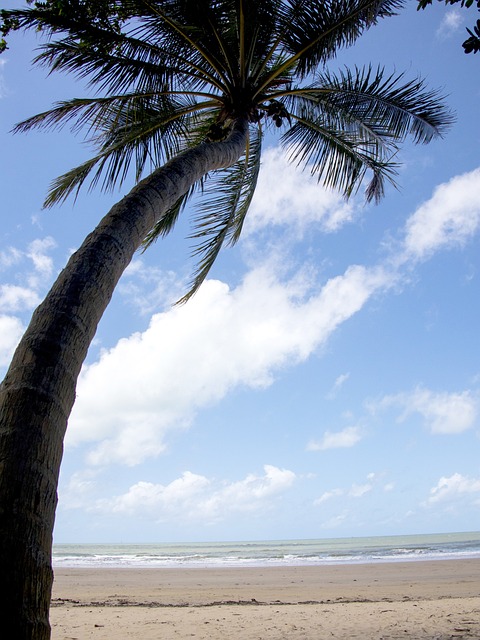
0;315;24;366
373;386;478;435
307;425;362;451
427;473;480;505
106;472;211;516
68;262;389;465
400;168;480;263
94;465;296;522
0;284;40;313
0;237;59;372
244;147;355;235
64;165;480;469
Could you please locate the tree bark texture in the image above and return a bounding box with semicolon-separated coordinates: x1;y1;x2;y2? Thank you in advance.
0;119;248;639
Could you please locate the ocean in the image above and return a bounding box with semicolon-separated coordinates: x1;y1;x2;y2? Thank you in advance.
53;531;480;569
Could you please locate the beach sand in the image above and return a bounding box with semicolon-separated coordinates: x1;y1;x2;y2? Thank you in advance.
50;559;480;639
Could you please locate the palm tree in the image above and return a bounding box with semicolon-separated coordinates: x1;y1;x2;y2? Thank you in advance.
0;0;452;637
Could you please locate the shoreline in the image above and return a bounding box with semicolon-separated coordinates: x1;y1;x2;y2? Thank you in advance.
52;557;480;605
50;559;480;638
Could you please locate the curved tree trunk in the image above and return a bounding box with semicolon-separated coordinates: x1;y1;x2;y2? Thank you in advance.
0;119;248;639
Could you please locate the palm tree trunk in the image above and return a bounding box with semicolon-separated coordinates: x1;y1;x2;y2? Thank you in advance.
0;118;248;639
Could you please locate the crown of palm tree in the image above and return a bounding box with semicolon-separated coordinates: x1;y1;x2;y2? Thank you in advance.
5;0;452;300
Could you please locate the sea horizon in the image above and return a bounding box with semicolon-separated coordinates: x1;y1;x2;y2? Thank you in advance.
52;530;480;569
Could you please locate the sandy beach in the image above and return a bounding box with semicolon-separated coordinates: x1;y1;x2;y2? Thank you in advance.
51;559;480;639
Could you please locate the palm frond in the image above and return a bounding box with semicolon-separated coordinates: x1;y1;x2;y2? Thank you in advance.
43;98;221;206
139;1;238;92
35;30;227;97
227;125;263;244
13;89;222;136
9;1;232;98
244;0;290;83
178;125;262;303
3;0;454;297
282;116;398;204
43;155;102;208
235;0;284;83
278;65;452;202
308;66;454;142
262;0;404;85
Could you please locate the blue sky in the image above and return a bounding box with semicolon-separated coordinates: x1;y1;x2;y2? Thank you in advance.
1;2;480;543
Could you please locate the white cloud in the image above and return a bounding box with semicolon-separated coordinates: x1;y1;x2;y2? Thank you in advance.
427;473;480;504
400;168;480;263
307;425;362;451
319;513;348;529
118;259;183;314
0;238;57;371
315;473;387;507
314;488;344;505
326;372;350;399
27;237;56;284
333;372;350;391
206;464;295;503
436;9;463;38
95;465;296;522
68;261;389;466
245;147;355;235
0;315;24;366
374;386;478;435
107;472;211;516
0;284;40;313
0;238;57;296
0;247;22;269
0;240;56;304
62;164;480;469
59;470;100;509
349;482;373;498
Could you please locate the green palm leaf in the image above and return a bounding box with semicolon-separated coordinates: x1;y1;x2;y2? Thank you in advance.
178;125;263;303
262;0;404;84
313;66;453;142
38;95;220;205
1;0;453;296
280;66;453;201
